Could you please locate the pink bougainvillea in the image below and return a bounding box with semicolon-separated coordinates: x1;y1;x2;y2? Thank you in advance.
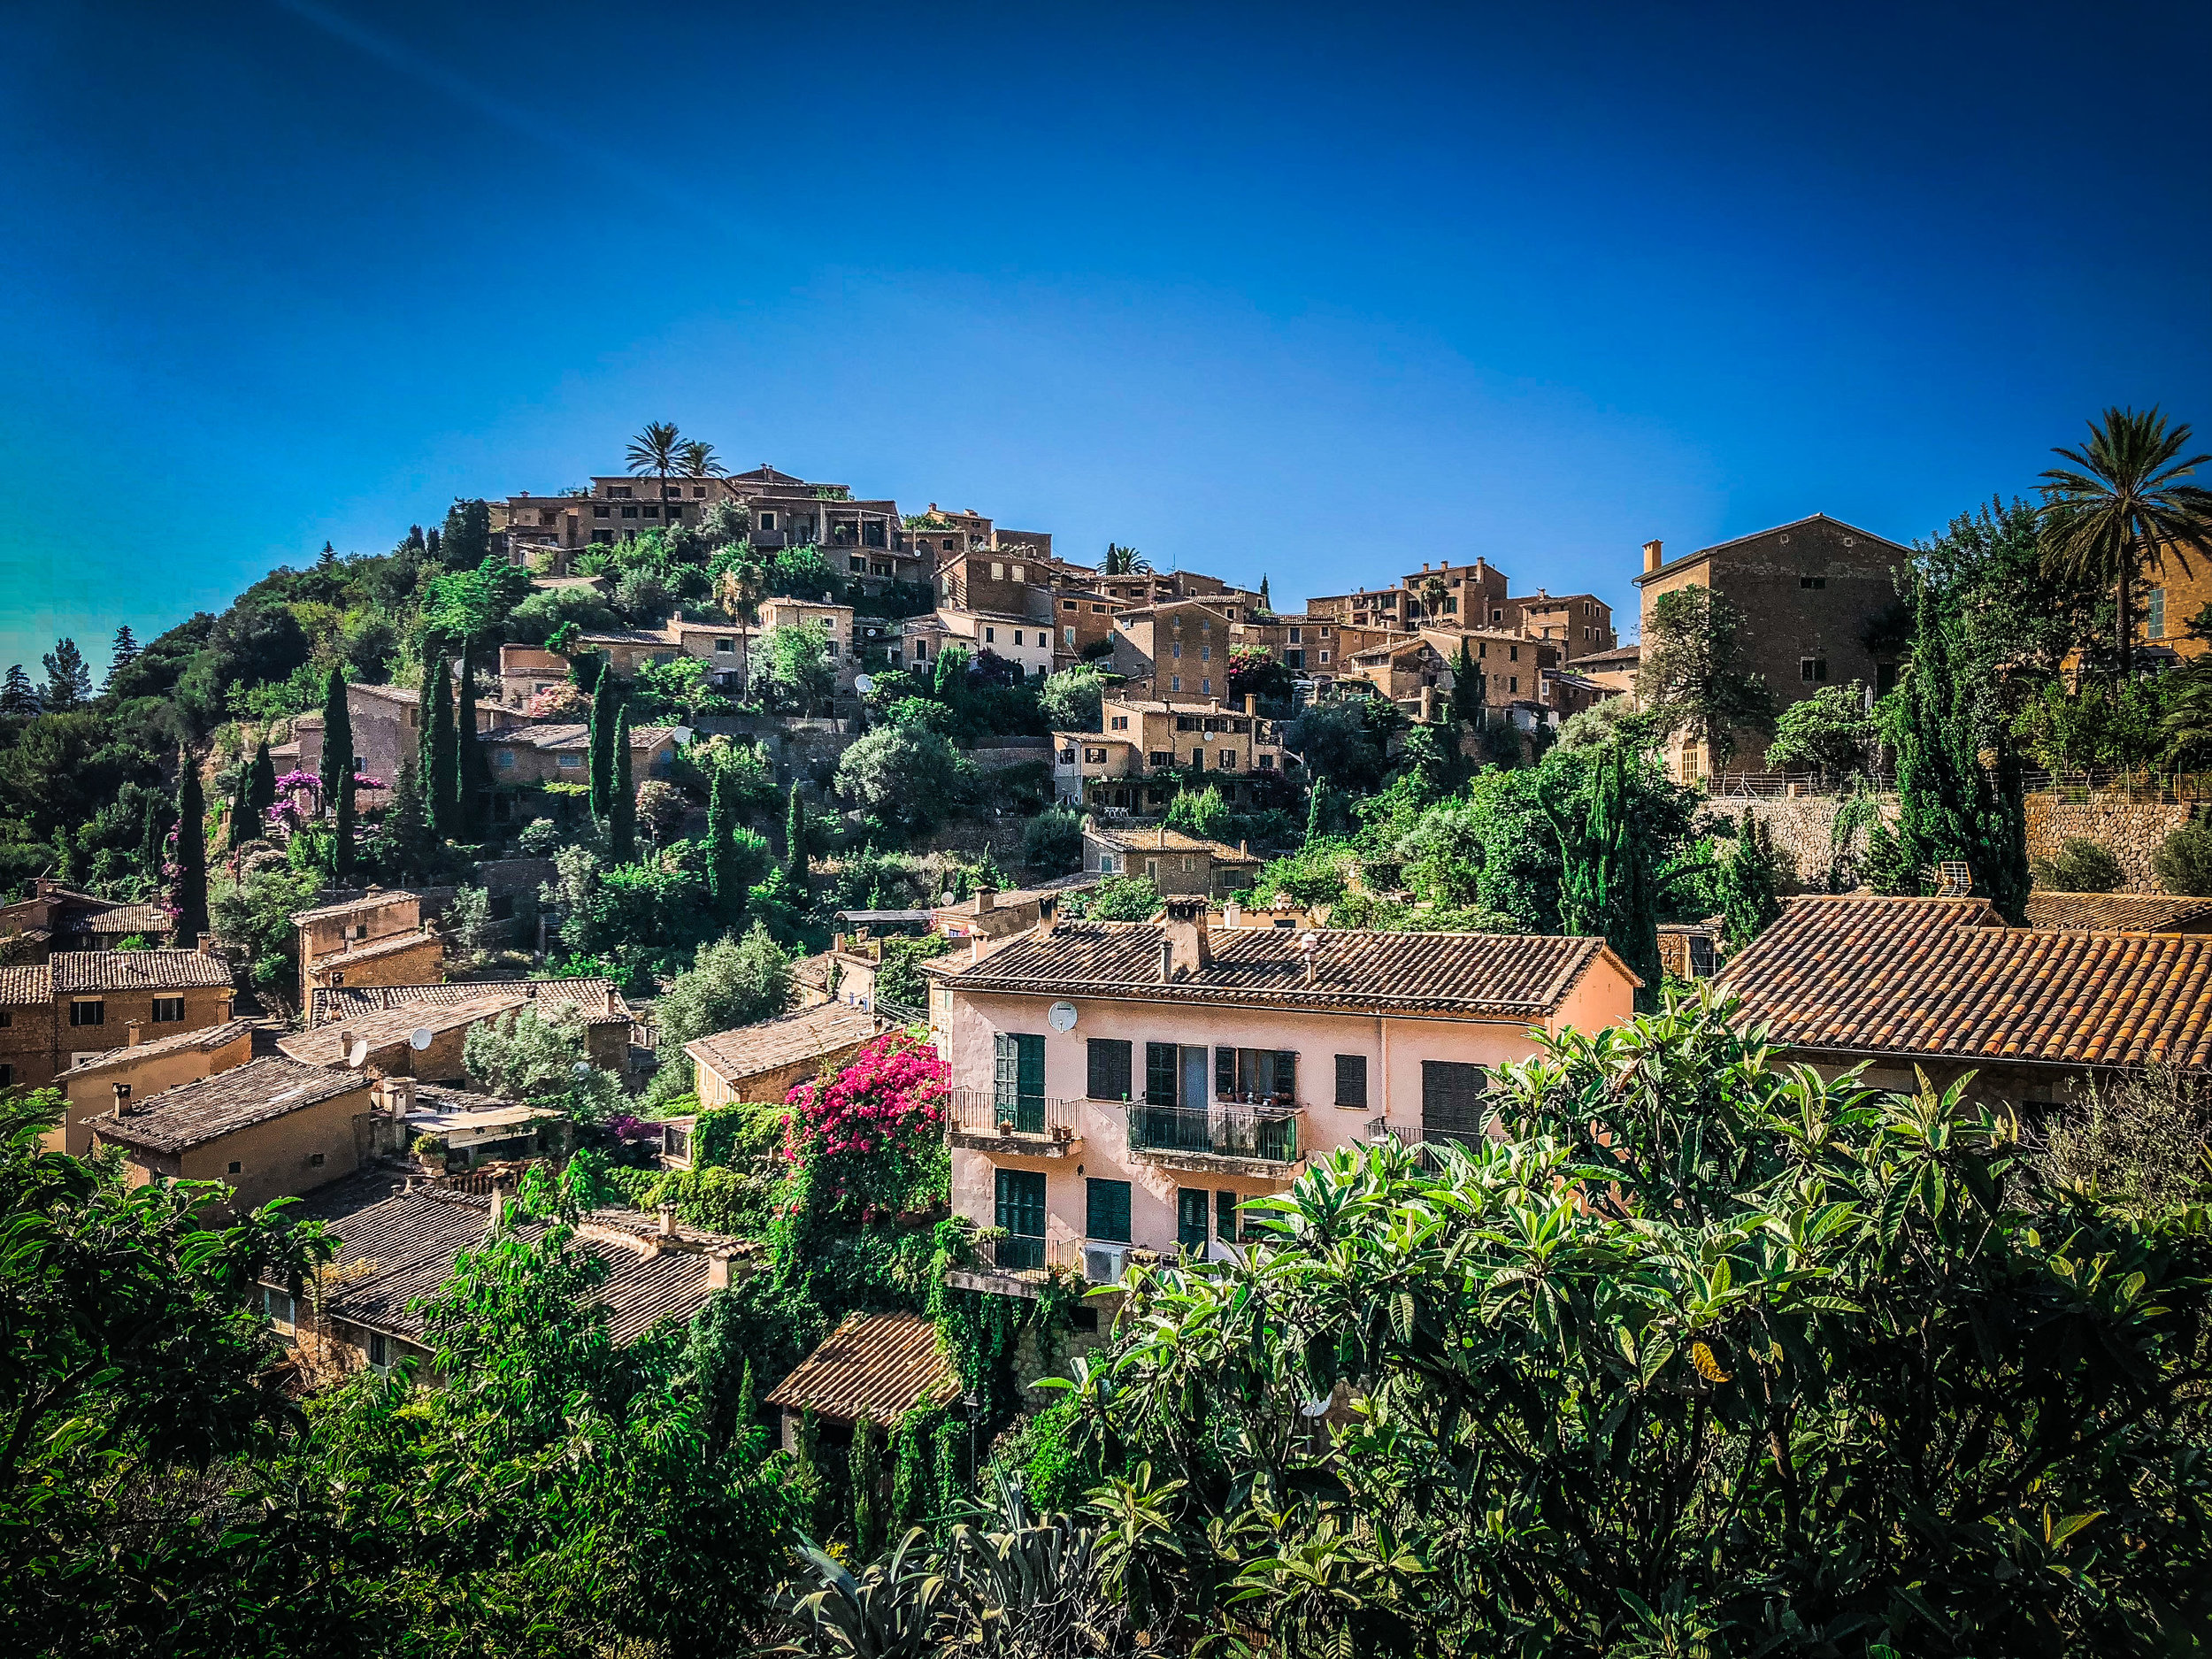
781;1032;948;1214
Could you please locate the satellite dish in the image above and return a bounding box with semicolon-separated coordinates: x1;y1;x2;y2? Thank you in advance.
408;1027;434;1052
853;673;877;695
345;1039;369;1070
1048;1001;1079;1033
941;890;959;908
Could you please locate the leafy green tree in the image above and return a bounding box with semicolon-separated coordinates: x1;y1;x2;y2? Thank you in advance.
2038;407;2212;677
1285;697;1397;795
1165;783;1231;841
211;861;321;1007
1038;667;1107;732
589;660;618;822
834;726;963;841
170;750;207;945
1763;680;1875;777
1074;987;2212;1659
1022;805;1084;874
1635;583;1776;768
655;924;792;1060
420;659;458;842
2154;819;2212;895
755;624;836;716
40;637;92;711
1080;875;1162;920
1921;496;2108;706
2033;835;2125;894
610;706;636;863
462;1004;628;1124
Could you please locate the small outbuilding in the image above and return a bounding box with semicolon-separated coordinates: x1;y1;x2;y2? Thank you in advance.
764;1309;961;1452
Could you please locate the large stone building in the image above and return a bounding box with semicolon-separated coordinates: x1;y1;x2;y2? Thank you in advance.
1634;515;1912;780
0;949;236;1094
1053;692;1294;814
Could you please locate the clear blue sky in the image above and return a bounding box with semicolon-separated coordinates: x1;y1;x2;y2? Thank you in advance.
4;1;2208;678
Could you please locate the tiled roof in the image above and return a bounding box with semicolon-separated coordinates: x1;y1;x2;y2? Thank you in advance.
765;1310;958;1425
306;931;443;972
294;1186;743;1347
492;723;680;752
1568;645;1640;667
1102;698;1257;716
941;921;1626;1017
0;965;52;1005
96;1057;369;1153
291;889;426;925
1084;826;1259;863
1638;513;1913;584
278;988;532;1065
2024;892;2212;933
53;950;231;995
85;904;172;936
64;1017;258;1077
308;978;631;1029
1716;894;2212;1071
686;1002;883;1087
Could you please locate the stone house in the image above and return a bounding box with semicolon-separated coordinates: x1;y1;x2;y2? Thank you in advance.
296;680;517;795
933;607;1056;678
1510;589;1618;656
91;1058;378;1217
925;901;1639;1285
304;978;636;1076
481;721;684;795
754;598;861;692
1105;598;1242;700
1081;825;1260;900
0;881;168;960
50;1017;258;1155
1634;516;1913;781
294;889;442;1011
0;949;236;1094
1052;693;1292;815
685;1002;892;1111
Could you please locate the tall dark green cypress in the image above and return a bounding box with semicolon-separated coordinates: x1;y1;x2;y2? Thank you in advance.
784;783;809;888
1547;743;1660;1008
334;772;357;884
1453;638;1486;733
249;737;278;821
422;661;459;843
589;667;618;822
139;793;172;893
228;762;256;853
610;707;636;863
318;665;354;818
456;641;489;840
171;751;207;948
706;769;741;918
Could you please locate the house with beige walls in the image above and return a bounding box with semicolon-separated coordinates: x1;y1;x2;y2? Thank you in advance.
51;1017;258;1155
925;899;1638;1287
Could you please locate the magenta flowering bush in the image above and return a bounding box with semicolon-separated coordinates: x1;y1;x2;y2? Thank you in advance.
273;769;321;794
781;1032;949;1220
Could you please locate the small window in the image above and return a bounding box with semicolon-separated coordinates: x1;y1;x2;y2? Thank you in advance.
0;1009;11;1028
0;1064;12;1086
759;511;777;531
2149;587;2168;639
557;753;584;769
309;1152;326;1167
1013;631;1025;646
367;1331;391;1369
69;1000;104;1028
620;505;638;518
1800;575;1826;590
1087;1038;1133;1101
716;638;735;654
1334;1054;1369;1108
1801;657;1829;683
594;504;610;518
641;504;659;518
227;1160;242;1175
985;627;996;643
151;995;185;1023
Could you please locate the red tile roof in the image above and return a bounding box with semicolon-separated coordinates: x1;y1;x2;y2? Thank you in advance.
53;950;231;995
765;1310;958;1426
2024;892;2212;933
938;921;1628;1018
1717;894;2212;1071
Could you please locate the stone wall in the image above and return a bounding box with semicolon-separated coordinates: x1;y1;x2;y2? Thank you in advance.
1723;790;2193;895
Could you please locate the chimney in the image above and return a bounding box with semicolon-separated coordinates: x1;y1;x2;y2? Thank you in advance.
658;1206;677;1239
126;1019;142;1048
1161;895;1212;975
1242;693;1258;716
1158;938;1175;983
338;1027;355;1059
1642;539;1664;574
196;933;214;955
1224;900;1241;928
1419;686;1436;724
374;1075;417;1118
972;887;996;916
111;1081;130;1117
1036;895;1059;936
487;1184;506;1232
605;987;622;1019
705;1252;734;1291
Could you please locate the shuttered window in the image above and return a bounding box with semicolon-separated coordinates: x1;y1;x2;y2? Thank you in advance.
1216;1190;1239;1240
1144;1042;1178;1108
1421;1060;1488;1145
1087;1039;1133;1101
1334;1054;1368;1108
995;1169;1046;1239
1177;1189;1211;1254
1085;1179;1132;1243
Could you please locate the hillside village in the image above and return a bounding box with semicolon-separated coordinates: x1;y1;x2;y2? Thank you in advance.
12;412;2212;1655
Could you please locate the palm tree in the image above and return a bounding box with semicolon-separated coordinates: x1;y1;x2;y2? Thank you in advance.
677;438;726;492
1103;542;1153;575
2039;407;2212;677
626;421;683;488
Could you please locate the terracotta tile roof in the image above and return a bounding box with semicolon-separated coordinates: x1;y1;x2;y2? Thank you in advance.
64;1017;258;1077
278;988;532;1065
492;723;680;752
53;950;232;995
686;1002;885;1087
96;1057;370;1153
0;964;52;1005
2024;892;2212;933
306;931;444;972
85;904;173;936
1084;826;1259;863
765;1310;958;1425
1717;894;2212;1071
308;978;631;1028
941;921;1628;1017
289;1186;746;1348
291;889;426;926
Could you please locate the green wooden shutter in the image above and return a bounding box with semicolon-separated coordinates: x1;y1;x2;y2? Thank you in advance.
1215;1047;1237;1099
994;1033;1018;1109
1334;1054;1367;1108
1086;1178;1132;1243
1274;1050;1298;1101
1144;1042;1178;1107
1215;1189;1238;1241
1177;1189;1210;1255
1087;1039;1132;1101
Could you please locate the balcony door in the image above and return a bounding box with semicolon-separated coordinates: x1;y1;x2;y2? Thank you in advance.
1177;1187;1212;1257
994;1032;1047;1134
1420;1060;1488;1148
995;1169;1047;1271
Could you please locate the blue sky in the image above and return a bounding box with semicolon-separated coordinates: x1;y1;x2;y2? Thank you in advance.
4;1;2208;678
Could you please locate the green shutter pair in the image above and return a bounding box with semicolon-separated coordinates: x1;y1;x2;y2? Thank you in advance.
993;1033;1047;1133
1086;1177;1131;1243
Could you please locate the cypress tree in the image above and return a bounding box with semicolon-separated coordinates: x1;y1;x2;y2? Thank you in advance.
228;763;256;854
611;708;636;862
784;783;809;888
589;667;618;821
1304;777;1333;842
334;772;357;884
384;756;434;881
456;641;490;840
1547;743;1661;1008
318;665;354;816
171;751;208;948
422;661;459;842
250;737;278;820
571;649;605;696
139;793;172;892
1453;638;1486;733
706;769;741;918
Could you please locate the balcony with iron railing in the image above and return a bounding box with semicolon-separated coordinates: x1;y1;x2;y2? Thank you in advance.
1125;1100;1302;1172
944;1227;1166;1299
946;1087;1083;1156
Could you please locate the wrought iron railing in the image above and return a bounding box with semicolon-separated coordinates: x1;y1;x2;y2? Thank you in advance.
1126;1102;1301;1164
968;1233;1084;1276
946;1087;1080;1141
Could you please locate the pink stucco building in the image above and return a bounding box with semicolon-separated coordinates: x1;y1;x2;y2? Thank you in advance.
926;897;1638;1288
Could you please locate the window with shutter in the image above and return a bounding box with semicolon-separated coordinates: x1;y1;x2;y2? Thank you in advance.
995;1170;1047;1269
1087;1038;1133;1101
1215;1190;1239;1241
1421;1060;1488;1146
1177;1189;1211;1255
1144;1042;1178;1107
995;1033;1046;1133
1086;1178;1132;1243
1334;1054;1368;1108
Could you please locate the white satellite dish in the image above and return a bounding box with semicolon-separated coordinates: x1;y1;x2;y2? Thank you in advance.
941;890;959;908
345;1039;369;1070
853;673;877;695
1048;1000;1079;1033
408;1027;434;1052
